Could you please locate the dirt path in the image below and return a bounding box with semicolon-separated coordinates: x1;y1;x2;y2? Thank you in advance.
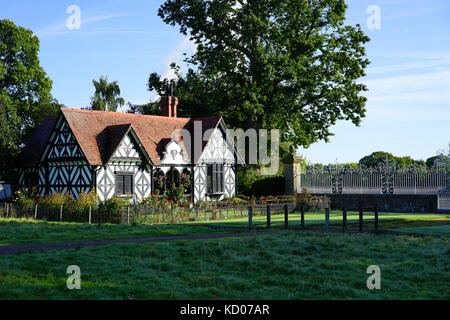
0;230;282;256
0;225;445;256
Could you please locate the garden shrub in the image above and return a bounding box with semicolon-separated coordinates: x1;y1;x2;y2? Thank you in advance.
97;196;124;224
219;196;248;205
193;199;206;210
259;194;296;203
165;183;187;205
237;166;285;196
40;192;72;206
236;166;260;195
252;175;285;196
294;190;330;212
139;193;164;206
73;188;98;210
12;188;37;205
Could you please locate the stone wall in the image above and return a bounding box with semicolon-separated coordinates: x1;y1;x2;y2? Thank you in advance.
315;194;438;213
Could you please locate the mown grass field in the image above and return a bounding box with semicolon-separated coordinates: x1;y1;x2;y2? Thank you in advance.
0;218;234;246
392;224;450;236
0;213;448;300
190;211;450;229
0;230;448;299
2;212;448;246
1;211;448;248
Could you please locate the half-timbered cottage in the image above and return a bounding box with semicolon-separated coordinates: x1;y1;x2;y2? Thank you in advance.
19;95;243;203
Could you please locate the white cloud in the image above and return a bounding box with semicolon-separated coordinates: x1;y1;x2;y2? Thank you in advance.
366;55;450;75
145;37;197;102
160;37;197;80
363;67;450;124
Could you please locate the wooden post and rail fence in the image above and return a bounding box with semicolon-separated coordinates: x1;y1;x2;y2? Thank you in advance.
246;204;380;233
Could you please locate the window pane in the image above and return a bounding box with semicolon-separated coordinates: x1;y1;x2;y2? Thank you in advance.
125;175;133;194
116;175;123;195
116;174;133;195
207;165;213;193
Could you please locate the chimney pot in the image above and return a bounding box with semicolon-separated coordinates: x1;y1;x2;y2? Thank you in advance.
161;96;178;118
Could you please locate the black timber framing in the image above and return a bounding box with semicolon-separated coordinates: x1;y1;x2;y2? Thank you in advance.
37;112;93;196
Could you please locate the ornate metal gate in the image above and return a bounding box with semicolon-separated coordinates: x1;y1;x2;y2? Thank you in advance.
301;158;448;196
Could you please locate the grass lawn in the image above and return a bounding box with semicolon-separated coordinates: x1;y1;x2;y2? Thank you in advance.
1;211;448;245
190;211;450;228
0;230;448;299
0;218;236;246
392;225;450;236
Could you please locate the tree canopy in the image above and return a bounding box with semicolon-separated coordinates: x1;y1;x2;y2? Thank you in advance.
426;155;450;169
358;151;426;168
147;0;370;154
141;63;217;118
89;75;125;112
0;19;60;180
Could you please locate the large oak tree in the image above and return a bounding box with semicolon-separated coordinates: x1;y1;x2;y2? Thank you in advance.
147;0;370;155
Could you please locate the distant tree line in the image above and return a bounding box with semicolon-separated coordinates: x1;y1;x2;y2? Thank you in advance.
308;151;450;169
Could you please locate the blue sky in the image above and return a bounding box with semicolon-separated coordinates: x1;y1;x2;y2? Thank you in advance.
1;0;449;164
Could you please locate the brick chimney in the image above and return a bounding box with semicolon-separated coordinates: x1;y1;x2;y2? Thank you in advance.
161;82;178;117
161;96;178;118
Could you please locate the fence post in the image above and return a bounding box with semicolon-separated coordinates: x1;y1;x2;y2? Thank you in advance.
374;205;379;233
325;208;329;233
266;205;271;229
127;206;130;225
284;204;288;228
89;205;92;224
359;206;363;232
301;204;305;229
34;204;38;220
342;207;347;233
248;206;253;230
60;204;63;222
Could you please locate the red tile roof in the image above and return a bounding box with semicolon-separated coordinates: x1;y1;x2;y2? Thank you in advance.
28;108;223;166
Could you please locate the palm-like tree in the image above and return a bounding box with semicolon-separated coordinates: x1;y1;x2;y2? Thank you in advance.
90;76;125;112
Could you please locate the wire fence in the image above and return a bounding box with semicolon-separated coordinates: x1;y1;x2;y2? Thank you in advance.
0;201;297;225
0;201;446;236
